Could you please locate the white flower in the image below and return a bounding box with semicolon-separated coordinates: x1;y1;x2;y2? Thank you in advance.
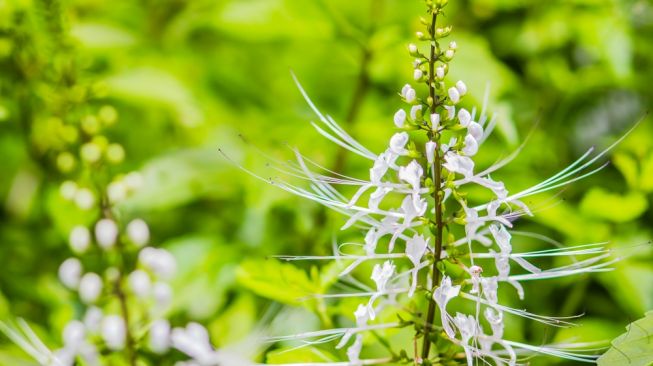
462;134;479;156
149;319;171;354
445;49;455;59
79;272;102;304
393;109;406;128
410;104;422;120
171;323;216;364
443;152;475;178
398;160;423;191
128;269;151;298
425;141;437;164
408;43;418;54
95;219;118;249
126;219;149;247
413;69;423;80
389;132;410;155
405;234;429;296
69;226;90;254
346;335;363;364
458;108;471;127
59;258;82;289
448;87;460;104
433;276;460;339
449;41;457;50
371;261;395;294
101;315;126;350
455;80;467;95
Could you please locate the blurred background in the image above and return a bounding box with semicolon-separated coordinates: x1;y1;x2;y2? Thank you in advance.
0;0;652;364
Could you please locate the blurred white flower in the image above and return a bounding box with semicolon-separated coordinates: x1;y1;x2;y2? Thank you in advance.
101;315;126;351
126;219;149;247
58;258;82;290
79;272;102;304
95;219;118;249
68;226;90;254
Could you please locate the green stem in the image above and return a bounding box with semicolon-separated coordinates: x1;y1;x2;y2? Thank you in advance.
421;9;444;361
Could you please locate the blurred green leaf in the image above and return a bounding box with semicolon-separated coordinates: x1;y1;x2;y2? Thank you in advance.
579;188;648;223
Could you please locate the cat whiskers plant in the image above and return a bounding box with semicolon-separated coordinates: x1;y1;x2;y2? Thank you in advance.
220;1;640;365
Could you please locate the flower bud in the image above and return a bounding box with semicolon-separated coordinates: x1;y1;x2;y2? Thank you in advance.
405;88;416;103
127;219;150;247
79;272;102;304
128;269;151;298
425;141;437;164
60;181;78;201
449;41;457;50
84;306;103;333
448;87;460;104
408;43;418;55
430;113;440;130
458;108;471;127
74;188;95;210
445;49;455;60
435;66;445;80
149;319;171;354
444;105;456;120
95;219;118;250
124;172;144;191
69;225;91;254
139;248;177;280
62;320;86;348
80;142;102;163
59;258;82;289
455;80;467;95
416;31;424;39
107;180;127;204
468;121;484;141
101;315;126;350
152;282;172;308
463;134;479;156
98;105;118;126
394;109;406;128
106;143;125;164
413;69;423;81
81;115;100;135
56;152;76;173
410;104;423;120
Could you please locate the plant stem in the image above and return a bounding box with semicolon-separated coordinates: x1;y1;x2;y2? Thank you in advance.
421;9;443;361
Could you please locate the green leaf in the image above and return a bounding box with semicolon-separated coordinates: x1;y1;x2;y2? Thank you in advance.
579;187;648;223
237;259;317;307
266;346;337;363
598;311;653;366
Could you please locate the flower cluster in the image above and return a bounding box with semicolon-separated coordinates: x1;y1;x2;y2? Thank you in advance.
236;1;621;365
56;217;177;364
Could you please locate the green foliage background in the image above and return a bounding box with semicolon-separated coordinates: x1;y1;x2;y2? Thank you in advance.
0;0;652;364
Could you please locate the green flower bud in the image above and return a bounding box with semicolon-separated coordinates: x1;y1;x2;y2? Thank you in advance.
81;115;100;135
106;143;125;164
56;152;76;173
